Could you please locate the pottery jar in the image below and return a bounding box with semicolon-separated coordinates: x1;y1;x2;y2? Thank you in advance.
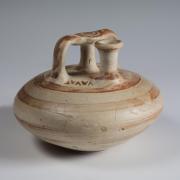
14;29;163;151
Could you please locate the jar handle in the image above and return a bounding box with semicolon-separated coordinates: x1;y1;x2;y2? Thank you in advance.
52;29;121;83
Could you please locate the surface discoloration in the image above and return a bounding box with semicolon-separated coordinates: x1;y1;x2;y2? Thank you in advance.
149;85;160;100
101;126;108;132
15;115;58;132
118;107;162;129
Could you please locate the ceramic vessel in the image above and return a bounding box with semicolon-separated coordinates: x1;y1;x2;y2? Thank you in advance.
13;29;163;151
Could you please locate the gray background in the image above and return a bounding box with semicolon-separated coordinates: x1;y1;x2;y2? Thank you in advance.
0;0;180;179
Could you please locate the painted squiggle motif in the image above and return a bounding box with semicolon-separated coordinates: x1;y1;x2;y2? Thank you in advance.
65;80;93;86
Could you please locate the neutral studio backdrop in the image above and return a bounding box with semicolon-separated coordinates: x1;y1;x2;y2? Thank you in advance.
0;0;180;179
